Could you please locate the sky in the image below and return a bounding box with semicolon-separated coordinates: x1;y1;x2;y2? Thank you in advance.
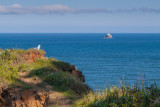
0;0;160;33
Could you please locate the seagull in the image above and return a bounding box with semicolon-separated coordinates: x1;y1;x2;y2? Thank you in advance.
33;45;40;50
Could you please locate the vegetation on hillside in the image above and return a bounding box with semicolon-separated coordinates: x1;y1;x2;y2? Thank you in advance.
0;49;18;81
0;49;160;107
0;49;90;96
76;81;160;107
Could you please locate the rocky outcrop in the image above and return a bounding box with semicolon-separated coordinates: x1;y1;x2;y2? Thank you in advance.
69;65;85;82
20;50;46;64
71;70;85;82
0;88;49;107
51;60;86;82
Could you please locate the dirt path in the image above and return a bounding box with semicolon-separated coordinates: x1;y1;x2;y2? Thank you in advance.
18;72;72;107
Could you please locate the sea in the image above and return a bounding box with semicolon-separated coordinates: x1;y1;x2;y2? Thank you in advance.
0;33;160;90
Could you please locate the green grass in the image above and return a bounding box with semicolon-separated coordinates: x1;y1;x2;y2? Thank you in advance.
28;60;90;95
0;49;45;82
76;82;160;107
10;78;32;90
0;49;18;81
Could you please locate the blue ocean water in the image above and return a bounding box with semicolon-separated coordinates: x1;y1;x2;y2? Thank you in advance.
0;33;160;90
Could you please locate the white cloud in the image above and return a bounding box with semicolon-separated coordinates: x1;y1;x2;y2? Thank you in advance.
0;4;160;15
11;4;22;8
0;4;72;14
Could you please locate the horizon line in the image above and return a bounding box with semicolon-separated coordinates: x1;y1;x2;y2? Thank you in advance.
0;32;160;34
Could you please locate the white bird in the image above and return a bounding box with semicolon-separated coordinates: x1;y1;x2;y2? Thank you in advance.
33;45;41;50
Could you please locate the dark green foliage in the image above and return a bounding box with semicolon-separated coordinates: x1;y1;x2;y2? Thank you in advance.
29;66;90;94
52;60;75;72
44;71;90;94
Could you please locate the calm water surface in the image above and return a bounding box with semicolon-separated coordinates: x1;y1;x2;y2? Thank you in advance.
0;33;160;90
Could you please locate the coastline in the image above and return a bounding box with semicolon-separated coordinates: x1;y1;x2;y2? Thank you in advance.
0;48;159;107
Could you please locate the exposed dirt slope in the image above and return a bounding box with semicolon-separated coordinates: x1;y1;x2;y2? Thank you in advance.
0;72;73;107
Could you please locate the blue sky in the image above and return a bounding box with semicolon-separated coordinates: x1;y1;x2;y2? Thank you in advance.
0;0;160;33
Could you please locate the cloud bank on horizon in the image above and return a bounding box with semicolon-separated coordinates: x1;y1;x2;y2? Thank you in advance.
0;4;160;15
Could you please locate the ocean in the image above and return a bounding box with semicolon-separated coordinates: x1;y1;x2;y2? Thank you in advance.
0;33;160;90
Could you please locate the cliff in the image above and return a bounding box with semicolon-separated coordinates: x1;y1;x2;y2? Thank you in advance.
1;49;159;107
0;49;90;107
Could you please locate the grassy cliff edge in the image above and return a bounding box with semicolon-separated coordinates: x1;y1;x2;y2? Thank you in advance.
0;49;90;106
0;49;160;107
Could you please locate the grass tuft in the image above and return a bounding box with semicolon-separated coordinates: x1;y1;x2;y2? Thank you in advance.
76;82;160;107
